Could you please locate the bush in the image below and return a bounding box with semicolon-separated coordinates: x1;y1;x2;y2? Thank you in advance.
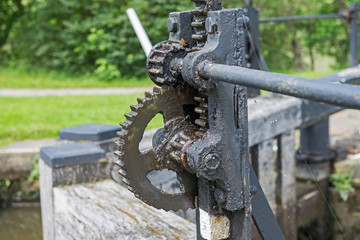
4;0;191;80
1;0;359;79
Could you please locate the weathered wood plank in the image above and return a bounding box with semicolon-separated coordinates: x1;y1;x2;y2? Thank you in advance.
248;95;301;147
39;158;55;240
279;131;296;206
257;140;276;212
277;131;297;240
53;180;196;240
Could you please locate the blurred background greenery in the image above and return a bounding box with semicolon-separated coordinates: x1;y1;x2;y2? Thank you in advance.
1;0;359;82
0;0;359;147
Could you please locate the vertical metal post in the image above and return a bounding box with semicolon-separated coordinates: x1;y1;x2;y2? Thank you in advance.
197;83;252;240
297;119;335;164
244;0;252;7
350;3;359;67
244;6;261;97
244;3;269;97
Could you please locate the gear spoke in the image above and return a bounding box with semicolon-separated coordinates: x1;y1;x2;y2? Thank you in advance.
140;150;158;173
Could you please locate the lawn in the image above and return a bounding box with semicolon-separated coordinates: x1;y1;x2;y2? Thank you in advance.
273;69;338;79
0;67;340;147
0;64;338;89
0;94;163;147
0;65;152;88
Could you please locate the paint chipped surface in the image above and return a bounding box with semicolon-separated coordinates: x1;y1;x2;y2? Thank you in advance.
200;209;230;240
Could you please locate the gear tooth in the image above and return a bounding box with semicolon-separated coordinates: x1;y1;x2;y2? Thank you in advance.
115;139;125;146
119;169;127;177
162;85;170;91
116;129;128;137
124;113;136;120
127;186;135;193
149;68;163;75
144;92;152;98
123;178;131;185
153;86;161;93
170;152;181;162
114;150;124;157
179;132;191;141
115;159;124;167
120;121;130;129
170;141;184;150
156;77;165;84
137;97;146;104
130;105;139;112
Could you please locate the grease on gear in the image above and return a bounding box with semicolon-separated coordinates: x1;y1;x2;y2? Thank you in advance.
146;41;190;86
115;86;199;211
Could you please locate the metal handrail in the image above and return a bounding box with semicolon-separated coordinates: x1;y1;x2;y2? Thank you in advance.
200;63;360;110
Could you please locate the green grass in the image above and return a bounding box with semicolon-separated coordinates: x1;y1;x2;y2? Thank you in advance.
260;69;339;95
274;69;339;79
0;94;164;147
0;64;339;89
0;65;152;88
0;66;342;147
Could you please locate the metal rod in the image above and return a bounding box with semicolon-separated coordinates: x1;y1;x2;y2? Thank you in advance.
199;63;360;110
126;8;153;56
250;166;285;240
260;14;342;23
350;3;359;67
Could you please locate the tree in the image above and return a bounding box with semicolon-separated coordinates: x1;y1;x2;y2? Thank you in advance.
0;0;25;47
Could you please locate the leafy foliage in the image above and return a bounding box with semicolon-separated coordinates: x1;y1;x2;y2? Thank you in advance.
4;0;191;79
329;167;359;202
1;0;359;79
0;0;25;46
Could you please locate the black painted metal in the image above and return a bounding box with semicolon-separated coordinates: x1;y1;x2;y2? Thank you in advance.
297;119;336;164
250;166;285;240
244;6;268;97
244;0;252;7
200;63;360;110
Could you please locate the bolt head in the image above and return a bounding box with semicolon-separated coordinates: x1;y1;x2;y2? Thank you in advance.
203;153;220;170
243;16;250;28
167;18;178;32
205;18;217;34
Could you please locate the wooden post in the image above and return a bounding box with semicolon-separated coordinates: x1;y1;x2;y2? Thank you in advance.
277;131;297;239
39;143;107;240
257;140;277;212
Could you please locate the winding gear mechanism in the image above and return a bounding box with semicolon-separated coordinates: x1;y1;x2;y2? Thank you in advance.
116;0;220;211
117;0;253;215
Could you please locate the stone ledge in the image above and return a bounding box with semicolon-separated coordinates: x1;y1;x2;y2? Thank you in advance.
40;143;105;168
59;123;122;141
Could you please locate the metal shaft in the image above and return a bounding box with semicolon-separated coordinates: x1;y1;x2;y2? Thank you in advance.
199;63;360;110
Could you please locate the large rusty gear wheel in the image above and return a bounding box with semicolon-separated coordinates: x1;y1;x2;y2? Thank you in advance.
115;86;199;211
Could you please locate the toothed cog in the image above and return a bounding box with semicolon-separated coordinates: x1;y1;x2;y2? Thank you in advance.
115;86;199;211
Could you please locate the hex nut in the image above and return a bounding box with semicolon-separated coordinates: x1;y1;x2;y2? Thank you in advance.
203;153;220;171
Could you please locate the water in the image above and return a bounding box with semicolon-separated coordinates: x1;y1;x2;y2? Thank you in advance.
0;206;42;240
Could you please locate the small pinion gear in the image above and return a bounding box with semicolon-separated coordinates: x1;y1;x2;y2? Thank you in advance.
146;41;189;86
